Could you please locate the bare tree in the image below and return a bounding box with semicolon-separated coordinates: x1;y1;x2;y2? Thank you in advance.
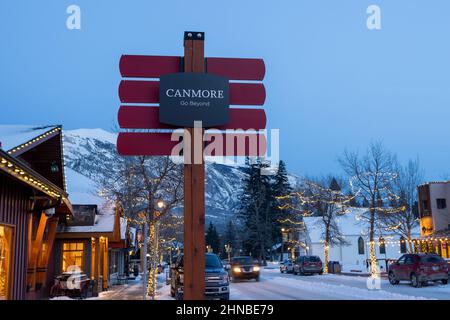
378;158;424;252
98;155;183;295
288;176;352;273
339;141;398;277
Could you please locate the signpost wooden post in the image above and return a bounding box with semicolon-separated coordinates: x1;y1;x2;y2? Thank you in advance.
183;31;206;300
117;31;266;300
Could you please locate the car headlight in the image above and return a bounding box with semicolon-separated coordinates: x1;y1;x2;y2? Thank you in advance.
233;267;241;273
221;274;229;283
253;266;260;272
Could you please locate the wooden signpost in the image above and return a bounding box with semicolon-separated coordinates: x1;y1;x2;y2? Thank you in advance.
117;31;266;300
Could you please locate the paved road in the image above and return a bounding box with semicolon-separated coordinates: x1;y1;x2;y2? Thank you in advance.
90;268;450;300
230;268;450;300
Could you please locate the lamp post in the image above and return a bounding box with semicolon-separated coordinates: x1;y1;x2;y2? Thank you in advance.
281;228;287;261
225;244;232;263
149;199;165;300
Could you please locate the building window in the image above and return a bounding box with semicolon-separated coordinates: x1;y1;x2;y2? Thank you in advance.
358;237;365;255
379;237;386;254
422;200;428;210
62;242;85;272
436;198;447;209
0;225;13;300
400;236;407;253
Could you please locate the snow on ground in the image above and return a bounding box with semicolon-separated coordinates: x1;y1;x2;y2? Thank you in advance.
230;268;449;300
61;265;449;300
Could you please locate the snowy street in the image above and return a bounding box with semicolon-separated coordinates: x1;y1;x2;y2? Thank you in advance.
230;268;450;300
88;266;450;301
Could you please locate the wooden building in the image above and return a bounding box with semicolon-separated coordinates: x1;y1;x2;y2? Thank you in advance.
55;204;131;293
0;125;72;300
417;181;450;258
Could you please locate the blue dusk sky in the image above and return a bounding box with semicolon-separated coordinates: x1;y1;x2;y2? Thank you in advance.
1;1;449;180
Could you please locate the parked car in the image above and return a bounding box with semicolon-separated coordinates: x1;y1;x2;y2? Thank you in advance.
230;256;260;281
293;255;323;275
170;253;229;300
280;259;294;273
388;253;449;288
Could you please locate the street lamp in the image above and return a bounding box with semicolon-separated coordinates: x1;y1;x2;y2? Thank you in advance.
157;199;165;209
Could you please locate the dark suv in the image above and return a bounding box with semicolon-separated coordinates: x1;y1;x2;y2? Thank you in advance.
230;256;260;281
293;255;323;275
388;253;449;288
170;253;230;300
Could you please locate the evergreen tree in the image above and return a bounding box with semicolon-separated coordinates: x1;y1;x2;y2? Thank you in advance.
238;159;273;264
270;161;293;256
222;220;239;253
205;222;221;254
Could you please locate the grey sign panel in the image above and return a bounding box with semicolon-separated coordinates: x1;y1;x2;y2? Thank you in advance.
159;73;229;127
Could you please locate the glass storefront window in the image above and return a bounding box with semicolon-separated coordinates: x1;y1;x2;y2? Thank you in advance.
0;225;13;300
62;242;84;272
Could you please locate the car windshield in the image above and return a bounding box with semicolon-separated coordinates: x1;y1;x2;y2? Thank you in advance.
306;256;320;262
205;254;222;268
232;257;254;265
420;255;445;263
177;254;222;268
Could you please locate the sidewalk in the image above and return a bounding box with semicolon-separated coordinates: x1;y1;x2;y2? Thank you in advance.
90;273;172;300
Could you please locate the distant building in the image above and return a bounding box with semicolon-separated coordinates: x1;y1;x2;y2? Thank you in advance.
303;208;420;273
55;204;134;294
417;181;450;258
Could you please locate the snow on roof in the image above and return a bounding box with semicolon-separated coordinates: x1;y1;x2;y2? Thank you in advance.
0;125;58;151
304;207;420;243
65;167;104;205
60;213;115;234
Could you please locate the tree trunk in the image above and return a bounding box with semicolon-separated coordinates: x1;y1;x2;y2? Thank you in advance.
324;226;330;274
369;205;378;277
407;226;413;253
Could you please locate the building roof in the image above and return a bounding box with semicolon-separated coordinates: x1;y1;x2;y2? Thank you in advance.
418;181;450;187
58;213;115;234
0;125;60;154
304;207;420;243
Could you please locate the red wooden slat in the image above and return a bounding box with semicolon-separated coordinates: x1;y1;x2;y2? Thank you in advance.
117;132;266;156
118;81;159;104
118;106;173;129
119;55;264;80
119;81;265;105
207;57;265;81
117;132;179;156
120;55;181;78
229;83;266;105
118;106;266;130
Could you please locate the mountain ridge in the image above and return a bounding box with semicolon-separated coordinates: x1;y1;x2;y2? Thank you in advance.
63;128;302;230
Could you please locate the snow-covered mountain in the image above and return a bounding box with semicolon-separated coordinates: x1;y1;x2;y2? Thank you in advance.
63;128;302;230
